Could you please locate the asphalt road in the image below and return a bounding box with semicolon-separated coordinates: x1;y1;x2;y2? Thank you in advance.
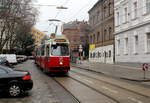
0;60;77;103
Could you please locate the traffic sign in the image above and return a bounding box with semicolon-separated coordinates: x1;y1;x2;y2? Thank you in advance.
142;63;149;79
142;63;148;71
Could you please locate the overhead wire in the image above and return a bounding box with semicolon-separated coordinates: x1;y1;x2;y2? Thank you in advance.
69;0;93;21
54;0;71;19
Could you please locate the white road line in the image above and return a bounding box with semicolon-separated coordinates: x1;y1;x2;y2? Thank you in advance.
77;76;81;78
101;86;118;94
128;97;143;103
82;79;94;84
73;74;93;84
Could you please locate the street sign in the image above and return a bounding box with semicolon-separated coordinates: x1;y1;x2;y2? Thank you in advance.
142;63;148;71
142;63;149;79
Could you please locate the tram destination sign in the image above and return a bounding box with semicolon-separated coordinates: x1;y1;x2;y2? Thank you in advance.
54;39;66;42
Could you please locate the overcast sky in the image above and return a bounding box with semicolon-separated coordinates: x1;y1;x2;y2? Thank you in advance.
35;0;98;35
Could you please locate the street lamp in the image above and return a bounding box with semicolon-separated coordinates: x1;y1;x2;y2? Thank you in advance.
56;6;68;9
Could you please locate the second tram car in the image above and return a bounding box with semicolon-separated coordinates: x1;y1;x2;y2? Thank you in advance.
35;35;70;73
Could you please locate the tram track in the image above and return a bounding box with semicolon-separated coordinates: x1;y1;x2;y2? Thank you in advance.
54;76;119;103
67;68;150;103
52;77;81;103
70;70;150;98
68;77;120;103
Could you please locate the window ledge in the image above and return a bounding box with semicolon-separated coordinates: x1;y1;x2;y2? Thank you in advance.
124;53;128;55
122;21;128;24
131;17;138;21
115;25;120;27
133;52;138;55
143;12;150;16
145;52;150;54
116;54;120;56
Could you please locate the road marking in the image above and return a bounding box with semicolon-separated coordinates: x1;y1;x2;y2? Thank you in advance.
101;86;118;94
77;76;81;78
128;97;143;103
82;79;94;84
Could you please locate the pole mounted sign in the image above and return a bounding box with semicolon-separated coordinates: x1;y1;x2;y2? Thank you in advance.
142;63;149;79
142;63;148;71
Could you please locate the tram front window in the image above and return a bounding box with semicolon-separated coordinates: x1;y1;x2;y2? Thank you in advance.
51;43;69;56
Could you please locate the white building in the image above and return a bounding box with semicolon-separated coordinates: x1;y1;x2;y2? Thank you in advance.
115;0;150;63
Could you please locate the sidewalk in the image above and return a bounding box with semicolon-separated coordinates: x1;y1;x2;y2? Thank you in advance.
72;61;150;82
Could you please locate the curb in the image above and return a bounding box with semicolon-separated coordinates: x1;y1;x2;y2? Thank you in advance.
120;77;150;82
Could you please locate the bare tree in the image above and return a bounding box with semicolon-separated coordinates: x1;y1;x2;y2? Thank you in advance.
0;0;38;53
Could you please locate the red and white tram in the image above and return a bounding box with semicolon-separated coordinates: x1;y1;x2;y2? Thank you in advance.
35;35;70;73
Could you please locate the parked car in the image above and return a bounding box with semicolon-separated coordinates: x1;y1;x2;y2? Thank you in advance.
0;65;33;97
17;55;28;63
0;54;17;65
28;56;35;60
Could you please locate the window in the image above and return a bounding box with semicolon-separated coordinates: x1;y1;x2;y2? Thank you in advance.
146;0;150;13
108;3;111;15
117;12;120;26
104;6;107;18
124;38;128;54
98;52;101;58
104;29;107;41
41;45;45;56
97;32;100;43
97;11;100;22
93;34;95;44
134;35;138;54
147;33;150;52
93;52;95;58
46;45;50;57
117;39;120;55
133;2;137;19
109;50;111;57
124;8;128;23
109;27;112;40
90;36;92;44
51;43;69;56
90;53;92;58
0;69;6;74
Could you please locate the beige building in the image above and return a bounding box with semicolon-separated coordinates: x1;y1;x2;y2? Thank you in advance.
88;0;114;64
31;28;48;46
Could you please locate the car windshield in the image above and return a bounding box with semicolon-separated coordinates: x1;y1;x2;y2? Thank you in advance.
51;43;69;56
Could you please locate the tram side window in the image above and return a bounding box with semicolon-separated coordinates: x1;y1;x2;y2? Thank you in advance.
41;45;45;56
37;49;40;56
46;45;50;57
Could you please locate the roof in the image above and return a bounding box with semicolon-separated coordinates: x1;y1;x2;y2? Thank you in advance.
88;0;103;13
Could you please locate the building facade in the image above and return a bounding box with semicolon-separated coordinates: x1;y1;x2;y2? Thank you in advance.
31;28;47;46
115;0;150;63
88;0;114;64
62;21;90;62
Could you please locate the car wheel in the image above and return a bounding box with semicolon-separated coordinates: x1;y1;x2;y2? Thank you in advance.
9;84;21;97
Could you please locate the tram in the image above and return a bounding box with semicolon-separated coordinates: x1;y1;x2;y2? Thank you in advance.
35;34;70;74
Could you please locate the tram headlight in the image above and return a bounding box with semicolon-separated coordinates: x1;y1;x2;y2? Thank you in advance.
59;62;63;65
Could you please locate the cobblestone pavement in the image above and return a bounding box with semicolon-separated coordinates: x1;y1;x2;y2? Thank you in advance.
0;60;59;103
